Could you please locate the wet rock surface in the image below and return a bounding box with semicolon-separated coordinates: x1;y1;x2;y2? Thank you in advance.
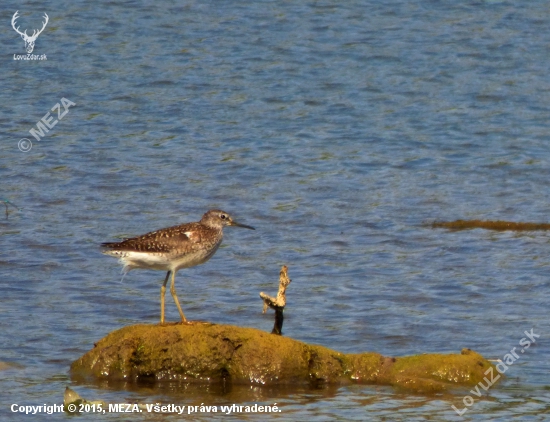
71;323;497;393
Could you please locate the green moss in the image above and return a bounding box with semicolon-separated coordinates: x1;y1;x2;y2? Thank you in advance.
70;325;498;393
432;220;550;231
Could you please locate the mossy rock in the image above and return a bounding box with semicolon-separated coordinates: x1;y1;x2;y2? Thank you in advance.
432;219;550;231
70;323;497;393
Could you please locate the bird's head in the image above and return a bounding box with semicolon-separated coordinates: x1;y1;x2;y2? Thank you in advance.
201;209;255;230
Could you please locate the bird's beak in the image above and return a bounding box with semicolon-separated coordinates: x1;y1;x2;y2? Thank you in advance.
230;220;255;230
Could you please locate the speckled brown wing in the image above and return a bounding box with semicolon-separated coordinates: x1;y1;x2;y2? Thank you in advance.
101;222;203;253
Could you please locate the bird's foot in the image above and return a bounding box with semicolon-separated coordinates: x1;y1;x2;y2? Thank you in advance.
157;320;213;326
178;320;214;326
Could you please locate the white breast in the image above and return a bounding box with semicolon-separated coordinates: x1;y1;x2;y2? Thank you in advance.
110;242;221;274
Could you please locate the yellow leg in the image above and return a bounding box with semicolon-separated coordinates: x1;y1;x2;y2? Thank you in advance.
170;271;187;323
160;271;170;324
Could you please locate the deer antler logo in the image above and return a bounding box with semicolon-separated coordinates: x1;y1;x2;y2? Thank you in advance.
12;11;49;54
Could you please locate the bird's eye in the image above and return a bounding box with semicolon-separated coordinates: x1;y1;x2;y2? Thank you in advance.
220;214;227;220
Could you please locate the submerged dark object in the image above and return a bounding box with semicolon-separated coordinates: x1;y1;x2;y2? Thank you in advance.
432;220;550;231
3;199;21;218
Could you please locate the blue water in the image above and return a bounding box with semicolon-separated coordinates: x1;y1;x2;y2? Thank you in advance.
1;0;550;420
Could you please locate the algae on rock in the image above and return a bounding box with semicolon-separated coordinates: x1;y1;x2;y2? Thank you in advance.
432;219;550;231
71;323;498;393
